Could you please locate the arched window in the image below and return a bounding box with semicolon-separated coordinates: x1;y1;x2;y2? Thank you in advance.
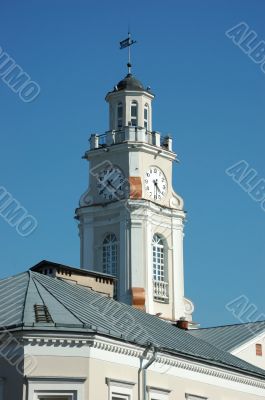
102;233;118;276
117;102;123;129
144;103;149;129
131;101;138;126
152;234;168;301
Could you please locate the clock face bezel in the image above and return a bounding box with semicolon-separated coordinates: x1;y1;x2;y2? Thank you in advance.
144;166;168;202
96;165;127;201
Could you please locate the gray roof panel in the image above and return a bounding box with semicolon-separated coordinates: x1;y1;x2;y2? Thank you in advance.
189;322;265;352
1;270;265;380
0;272;29;327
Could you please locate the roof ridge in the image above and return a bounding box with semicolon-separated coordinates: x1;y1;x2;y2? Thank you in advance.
21;271;31;324
196;320;265;330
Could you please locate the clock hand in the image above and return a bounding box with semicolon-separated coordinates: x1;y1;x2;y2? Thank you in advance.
99;178;111;195
156;184;162;194
107;180;116;190
153;180;158;199
153;180;163;196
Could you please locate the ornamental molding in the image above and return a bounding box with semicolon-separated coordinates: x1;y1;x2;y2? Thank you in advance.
91;337;265;390
22;336;92;347
20;333;265;390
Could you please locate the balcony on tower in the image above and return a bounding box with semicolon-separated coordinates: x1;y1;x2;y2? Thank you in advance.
89;127;173;151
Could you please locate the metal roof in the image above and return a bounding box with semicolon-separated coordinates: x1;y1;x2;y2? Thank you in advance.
189;321;265;352
1;270;265;380
117;73;145;91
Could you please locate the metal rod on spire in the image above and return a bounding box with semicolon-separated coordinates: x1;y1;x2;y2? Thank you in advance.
128;32;131;67
120;32;136;75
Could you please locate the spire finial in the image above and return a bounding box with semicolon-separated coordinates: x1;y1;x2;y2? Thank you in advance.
120;31;137;75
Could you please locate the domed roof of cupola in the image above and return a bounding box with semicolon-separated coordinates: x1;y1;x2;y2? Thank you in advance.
116;73;145;91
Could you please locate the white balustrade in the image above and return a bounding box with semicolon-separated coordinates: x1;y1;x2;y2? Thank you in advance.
153;280;168;301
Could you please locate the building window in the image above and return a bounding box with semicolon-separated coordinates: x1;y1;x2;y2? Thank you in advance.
152;234;168;302
131;101;138;126
106;378;135;400
256;343;263;356
144;104;149;129
185;394;208;400
27;377;85;400
103;233;118;276
117;102;123;129
147;386;170;400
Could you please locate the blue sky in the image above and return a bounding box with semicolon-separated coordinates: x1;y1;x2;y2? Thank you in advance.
0;0;265;327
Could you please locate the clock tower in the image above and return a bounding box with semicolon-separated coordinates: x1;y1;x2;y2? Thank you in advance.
76;67;194;322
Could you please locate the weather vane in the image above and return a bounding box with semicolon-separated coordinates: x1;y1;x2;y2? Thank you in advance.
119;32;137;74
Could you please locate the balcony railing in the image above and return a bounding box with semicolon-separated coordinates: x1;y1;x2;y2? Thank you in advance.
89;127;172;151
153;280;169;302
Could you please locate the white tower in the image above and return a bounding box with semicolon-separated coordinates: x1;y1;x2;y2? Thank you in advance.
76;68;194;322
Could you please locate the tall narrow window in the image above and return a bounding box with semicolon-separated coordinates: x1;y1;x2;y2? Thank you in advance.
103;233;118;276
256;343;263;356
117;102;123;129
152;234;168;301
144;103;149;129
131;101;138;126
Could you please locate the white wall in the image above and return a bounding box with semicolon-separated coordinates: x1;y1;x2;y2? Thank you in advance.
232;332;265;370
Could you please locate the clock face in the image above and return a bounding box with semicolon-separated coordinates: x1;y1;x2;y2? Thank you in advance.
96;166;126;201
144;166;168;201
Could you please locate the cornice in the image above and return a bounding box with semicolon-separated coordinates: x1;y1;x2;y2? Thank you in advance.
21;333;265;390
91;337;265;389
76;198;185;220
85;141;176;162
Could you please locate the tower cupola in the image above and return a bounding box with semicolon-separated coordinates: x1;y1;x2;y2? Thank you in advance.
105;72;154;132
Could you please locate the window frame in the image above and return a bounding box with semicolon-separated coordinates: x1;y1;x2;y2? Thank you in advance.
130;100;138;127
102;233;118;276
144;103;149;129
152;234;168;302
38;397;72;400
117;102;123;129
27;377;86;400
106;378;135;400
185;394;208;400
147;386;170;400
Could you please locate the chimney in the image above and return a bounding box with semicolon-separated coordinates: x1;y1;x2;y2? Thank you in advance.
176;317;189;330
